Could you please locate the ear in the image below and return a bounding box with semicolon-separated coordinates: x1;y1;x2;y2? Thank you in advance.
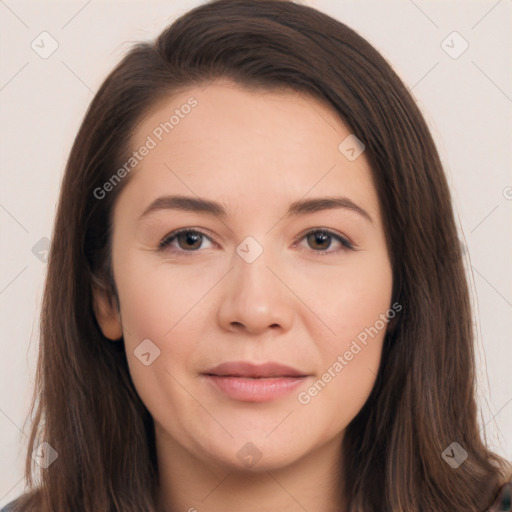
92;283;123;341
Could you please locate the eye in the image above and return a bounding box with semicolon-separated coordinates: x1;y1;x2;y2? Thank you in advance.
296;228;355;255
159;228;215;253
159;227;354;255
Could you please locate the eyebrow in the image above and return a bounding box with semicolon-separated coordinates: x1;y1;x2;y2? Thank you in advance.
139;194;373;224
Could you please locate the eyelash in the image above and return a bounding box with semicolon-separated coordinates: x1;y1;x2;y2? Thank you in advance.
158;227;355;256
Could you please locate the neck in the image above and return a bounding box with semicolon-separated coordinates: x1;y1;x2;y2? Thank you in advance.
155;423;345;512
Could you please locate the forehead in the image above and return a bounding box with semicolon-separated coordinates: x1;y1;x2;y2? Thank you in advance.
124;80;380;222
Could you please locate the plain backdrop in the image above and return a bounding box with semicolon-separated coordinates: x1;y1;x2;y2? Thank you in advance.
1;0;511;505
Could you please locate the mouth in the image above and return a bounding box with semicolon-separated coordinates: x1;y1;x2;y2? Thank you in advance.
203;361;307;378
201;361;310;402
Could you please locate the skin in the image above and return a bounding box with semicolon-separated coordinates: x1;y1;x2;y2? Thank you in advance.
94;80;393;512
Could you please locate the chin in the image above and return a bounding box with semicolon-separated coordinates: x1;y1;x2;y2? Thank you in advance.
192;429;318;474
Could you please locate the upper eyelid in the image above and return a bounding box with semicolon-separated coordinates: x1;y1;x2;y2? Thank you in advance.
159;227;217;249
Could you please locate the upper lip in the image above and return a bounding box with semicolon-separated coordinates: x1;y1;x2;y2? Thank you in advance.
202;361;308;378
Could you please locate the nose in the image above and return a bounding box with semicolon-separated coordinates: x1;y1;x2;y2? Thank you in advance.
216;245;294;336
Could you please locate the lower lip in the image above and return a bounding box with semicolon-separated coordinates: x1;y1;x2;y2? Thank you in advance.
202;375;307;402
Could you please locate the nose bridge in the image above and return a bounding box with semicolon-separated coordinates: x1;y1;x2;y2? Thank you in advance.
235;235;275;294
216;234;294;334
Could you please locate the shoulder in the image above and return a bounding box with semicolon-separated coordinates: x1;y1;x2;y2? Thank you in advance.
488;478;511;511
1;493;31;512
1;498;19;511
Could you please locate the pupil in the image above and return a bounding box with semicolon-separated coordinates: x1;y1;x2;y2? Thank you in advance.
309;232;330;250
180;232;201;250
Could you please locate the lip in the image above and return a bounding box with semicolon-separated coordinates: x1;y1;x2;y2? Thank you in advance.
201;361;310;403
203;361;307;378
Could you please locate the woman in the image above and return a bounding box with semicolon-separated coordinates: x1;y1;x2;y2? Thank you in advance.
2;0;510;510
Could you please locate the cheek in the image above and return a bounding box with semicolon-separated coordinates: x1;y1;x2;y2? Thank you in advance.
117;268;205;435
113;252;220;417
296;340;383;439
114;249;224;343
293;252;392;424
290;250;393;348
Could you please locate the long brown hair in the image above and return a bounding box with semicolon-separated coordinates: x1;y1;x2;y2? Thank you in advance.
12;0;510;510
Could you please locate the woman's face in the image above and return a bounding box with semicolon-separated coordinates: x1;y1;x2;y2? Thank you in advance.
96;81;393;472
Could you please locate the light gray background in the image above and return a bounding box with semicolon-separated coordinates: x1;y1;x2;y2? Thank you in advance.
1;0;511;505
